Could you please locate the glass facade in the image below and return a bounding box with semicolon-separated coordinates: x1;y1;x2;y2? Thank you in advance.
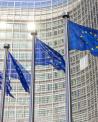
0;0;98;122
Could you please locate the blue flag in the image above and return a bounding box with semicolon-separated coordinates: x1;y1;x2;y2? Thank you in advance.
0;72;2;89
0;71;14;98
35;38;65;72
4;39;65;94
68;21;98;56
7;52;31;92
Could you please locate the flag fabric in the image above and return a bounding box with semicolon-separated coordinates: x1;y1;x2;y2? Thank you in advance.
0;71;14;98
35;38;65;72
5;78;14;98
7;52;31;92
0;72;3;90
68;21;98;56
0;39;65;95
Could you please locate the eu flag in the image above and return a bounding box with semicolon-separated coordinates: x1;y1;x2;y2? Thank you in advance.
0;71;14;98
35;38;65;72
7;52;31;92
68;21;98;56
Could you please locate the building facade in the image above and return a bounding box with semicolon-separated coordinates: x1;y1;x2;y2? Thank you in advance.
0;0;98;122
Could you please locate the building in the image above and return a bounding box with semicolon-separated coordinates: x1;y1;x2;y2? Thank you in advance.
0;0;98;122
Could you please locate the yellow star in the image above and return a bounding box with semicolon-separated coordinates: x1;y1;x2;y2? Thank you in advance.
96;46;98;48
80;35;83;38
91;48;94;50
82;31;84;34
90;32;93;35
94;34;97;37
85;31;87;34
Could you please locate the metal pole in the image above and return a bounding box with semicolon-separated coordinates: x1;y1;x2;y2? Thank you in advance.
0;44;10;122
29;31;37;122
62;13;72;122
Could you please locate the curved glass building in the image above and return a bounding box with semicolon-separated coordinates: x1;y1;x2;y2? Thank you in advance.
0;0;98;122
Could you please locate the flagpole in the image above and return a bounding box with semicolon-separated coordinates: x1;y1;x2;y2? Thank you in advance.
62;13;72;122
0;44;10;122
29;31;37;122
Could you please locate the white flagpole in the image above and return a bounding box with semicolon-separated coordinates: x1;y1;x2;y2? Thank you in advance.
62;13;72;122
0;44;10;122
29;31;37;122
